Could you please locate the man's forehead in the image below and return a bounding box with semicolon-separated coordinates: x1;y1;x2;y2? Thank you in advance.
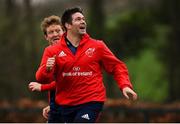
47;25;61;29
72;12;84;18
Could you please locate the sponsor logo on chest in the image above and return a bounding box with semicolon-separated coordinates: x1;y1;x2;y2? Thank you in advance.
62;66;93;77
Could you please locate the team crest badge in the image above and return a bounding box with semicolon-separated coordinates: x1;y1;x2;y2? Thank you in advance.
85;48;95;57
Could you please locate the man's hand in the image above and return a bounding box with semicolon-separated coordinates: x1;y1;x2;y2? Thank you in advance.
28;82;41;92
42;106;50;119
46;55;56;72
122;87;137;100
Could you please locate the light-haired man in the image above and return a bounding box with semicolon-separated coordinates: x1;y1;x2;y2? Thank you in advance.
29;15;64;122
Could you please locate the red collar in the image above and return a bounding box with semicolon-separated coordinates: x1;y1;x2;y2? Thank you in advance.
60;33;90;47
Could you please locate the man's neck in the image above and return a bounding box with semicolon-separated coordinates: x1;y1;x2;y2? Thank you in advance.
66;32;82;47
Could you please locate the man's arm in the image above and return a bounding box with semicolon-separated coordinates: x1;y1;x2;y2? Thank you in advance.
99;41;137;100
28;82;41;92
41;81;56;91
28;81;56;92
36;47;55;83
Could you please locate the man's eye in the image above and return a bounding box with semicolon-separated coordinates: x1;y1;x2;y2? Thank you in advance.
47;30;60;35
56;30;60;33
75;18;82;21
48;31;53;34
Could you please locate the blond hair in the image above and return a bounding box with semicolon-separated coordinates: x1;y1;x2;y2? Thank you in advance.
41;15;62;35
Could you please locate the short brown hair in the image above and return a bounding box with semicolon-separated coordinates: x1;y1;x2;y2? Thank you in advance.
41;15;62;35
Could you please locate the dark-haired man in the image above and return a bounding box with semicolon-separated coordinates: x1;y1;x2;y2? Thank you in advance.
36;7;137;123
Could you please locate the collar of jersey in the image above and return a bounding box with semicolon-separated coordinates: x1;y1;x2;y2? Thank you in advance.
60;33;89;47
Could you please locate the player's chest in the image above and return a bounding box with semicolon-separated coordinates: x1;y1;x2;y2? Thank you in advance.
56;46;99;67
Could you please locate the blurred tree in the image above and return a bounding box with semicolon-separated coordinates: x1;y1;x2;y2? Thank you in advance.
87;0;105;39
127;0;180;102
0;0;24;100
0;0;44;100
22;0;47;100
105;9;157;99
23;0;39;80
105;10;154;58
157;0;180;101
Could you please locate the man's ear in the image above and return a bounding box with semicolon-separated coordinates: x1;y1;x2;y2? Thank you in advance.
65;23;71;30
44;35;48;40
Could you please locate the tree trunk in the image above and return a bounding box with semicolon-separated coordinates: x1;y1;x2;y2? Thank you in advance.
24;0;39;80
88;0;105;39
162;0;180;101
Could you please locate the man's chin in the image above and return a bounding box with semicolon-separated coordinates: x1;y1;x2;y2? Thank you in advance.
51;40;59;45
79;31;86;35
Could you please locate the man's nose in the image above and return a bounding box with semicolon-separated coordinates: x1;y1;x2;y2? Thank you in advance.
52;31;59;35
80;19;86;24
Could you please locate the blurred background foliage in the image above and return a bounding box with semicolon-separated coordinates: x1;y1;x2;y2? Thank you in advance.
0;0;180;104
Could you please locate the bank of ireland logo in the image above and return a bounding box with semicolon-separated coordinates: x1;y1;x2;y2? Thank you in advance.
73;66;80;71
85;48;95;57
